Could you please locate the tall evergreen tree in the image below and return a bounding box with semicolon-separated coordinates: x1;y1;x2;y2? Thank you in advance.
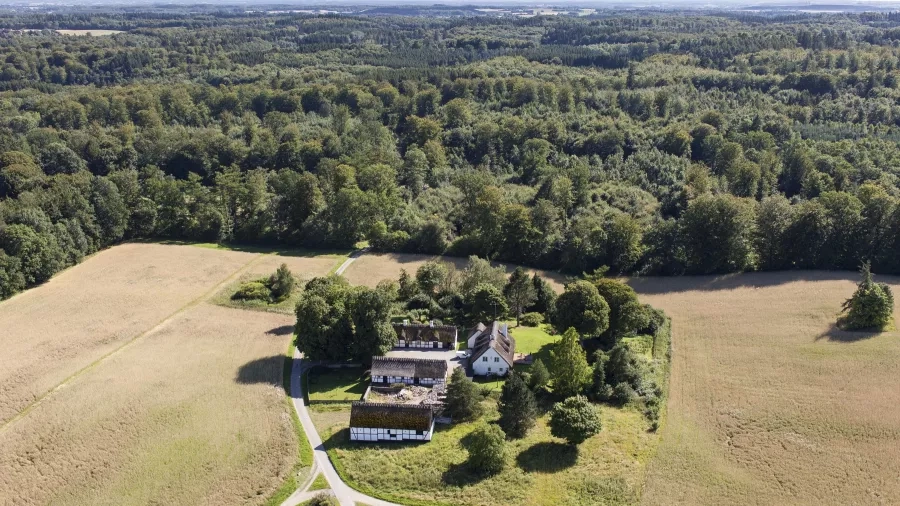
550;327;591;398
497;371;537;439
445;368;482;422
504;267;536;326
840;262;894;330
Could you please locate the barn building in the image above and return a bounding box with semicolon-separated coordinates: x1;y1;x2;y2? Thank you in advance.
370;356;449;386
468;321;516;376
349;402;435;442
392;321;458;349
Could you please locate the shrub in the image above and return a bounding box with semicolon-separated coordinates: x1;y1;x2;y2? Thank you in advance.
466;423;508;474
232;280;270;301
306;492;338;506
520;312;544;327
549;395;602;445
611;382;636;405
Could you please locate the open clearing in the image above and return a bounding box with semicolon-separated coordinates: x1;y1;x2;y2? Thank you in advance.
631;271;900;505
0;242;336;505
340;252;567;293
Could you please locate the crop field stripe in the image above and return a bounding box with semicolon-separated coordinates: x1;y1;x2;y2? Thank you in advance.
0;252;269;434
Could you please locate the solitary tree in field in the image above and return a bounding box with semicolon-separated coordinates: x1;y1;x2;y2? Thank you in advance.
268;263;295;301
504;267;536;326
497;371;537;439
445;368;482;422
840;262;894;331
549;395;602;445
550;327;591;398
466;423;508;474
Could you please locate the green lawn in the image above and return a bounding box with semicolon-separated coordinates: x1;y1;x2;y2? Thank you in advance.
307;367;368;404
308;473;330;491
320;397;657;506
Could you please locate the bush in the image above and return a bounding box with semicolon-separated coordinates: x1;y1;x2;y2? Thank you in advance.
520;312;544;327
549;395;602;445
611;382;636;405
306;492;338;506
466;423;508;474
231;280;270;301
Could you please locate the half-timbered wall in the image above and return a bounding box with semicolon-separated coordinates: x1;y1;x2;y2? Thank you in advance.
350;421;435;442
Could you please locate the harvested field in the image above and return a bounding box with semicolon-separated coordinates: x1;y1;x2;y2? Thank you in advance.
631;271;900;505
0;242;259;425
0;304;297;505
0;242;333;505
340;252;566;292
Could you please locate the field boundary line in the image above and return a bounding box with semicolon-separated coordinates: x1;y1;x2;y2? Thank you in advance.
0;252;269;433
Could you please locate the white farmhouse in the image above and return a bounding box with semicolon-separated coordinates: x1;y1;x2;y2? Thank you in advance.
467;321;515;377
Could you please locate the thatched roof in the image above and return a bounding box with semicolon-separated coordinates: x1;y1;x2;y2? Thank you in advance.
392;322;458;343
470;321;515;366
371;356;448;379
349;401;434;431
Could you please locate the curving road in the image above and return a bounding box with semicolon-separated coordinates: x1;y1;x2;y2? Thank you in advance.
285;350;402;506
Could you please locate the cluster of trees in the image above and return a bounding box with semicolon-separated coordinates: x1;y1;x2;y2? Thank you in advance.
392;258;558;328
293;275;396;363
6;10;900;302
231;263;295;303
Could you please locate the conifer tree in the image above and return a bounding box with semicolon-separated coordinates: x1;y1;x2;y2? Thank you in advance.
445;368;482;422
528;358;550;392
497;371;537;438
840;262;894;330
550;327;591;398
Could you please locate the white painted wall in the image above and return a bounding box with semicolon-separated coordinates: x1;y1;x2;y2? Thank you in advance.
471;348;511;376
350;421;435;442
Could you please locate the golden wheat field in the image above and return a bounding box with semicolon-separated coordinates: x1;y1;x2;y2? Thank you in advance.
630;271;900;506
0;243;336;505
340;252;567;292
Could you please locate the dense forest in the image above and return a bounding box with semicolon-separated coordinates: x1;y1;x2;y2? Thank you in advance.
3;7;900;300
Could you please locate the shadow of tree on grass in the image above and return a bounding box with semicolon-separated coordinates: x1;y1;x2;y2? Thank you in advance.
266;324;294;336
815;322;886;342
516;441;578;473
235;355;284;386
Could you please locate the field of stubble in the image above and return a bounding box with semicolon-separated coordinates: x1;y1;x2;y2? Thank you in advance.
631;271;900;506
0;243;336;505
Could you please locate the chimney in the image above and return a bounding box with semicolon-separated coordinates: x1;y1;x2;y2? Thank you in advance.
429;320;434;327
403;319;409;325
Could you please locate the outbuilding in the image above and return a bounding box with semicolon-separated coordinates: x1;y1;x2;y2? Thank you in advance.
349;402;435;442
392;321;458;349
370;356;449;386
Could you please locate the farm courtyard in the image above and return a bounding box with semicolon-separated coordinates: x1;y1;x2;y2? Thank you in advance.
0;243;340;505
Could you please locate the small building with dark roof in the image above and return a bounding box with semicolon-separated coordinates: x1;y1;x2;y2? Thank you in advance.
349;402;435;442
370;356;449;386
392;321;458;349
467;321;515;376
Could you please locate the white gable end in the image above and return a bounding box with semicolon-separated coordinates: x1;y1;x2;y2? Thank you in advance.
471;347;511;376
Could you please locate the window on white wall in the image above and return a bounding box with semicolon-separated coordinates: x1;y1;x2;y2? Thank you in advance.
494;357;499;362
482;357;487;362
